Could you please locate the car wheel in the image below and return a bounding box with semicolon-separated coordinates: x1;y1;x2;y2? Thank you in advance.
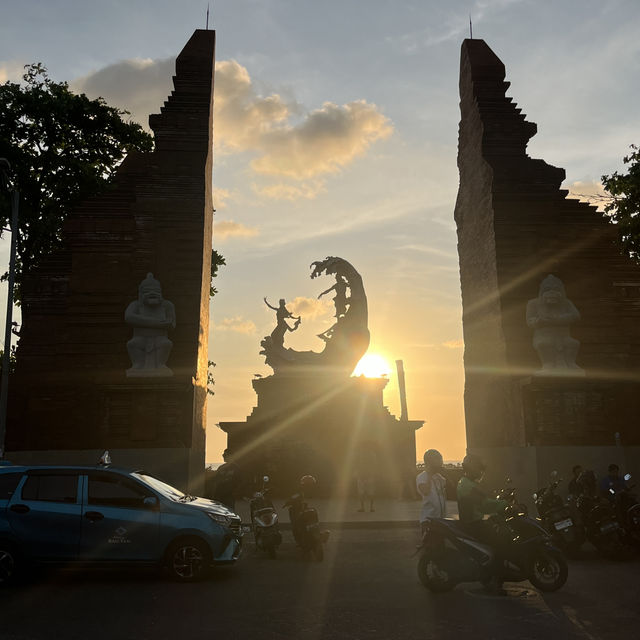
166;537;211;583
0;542;20;587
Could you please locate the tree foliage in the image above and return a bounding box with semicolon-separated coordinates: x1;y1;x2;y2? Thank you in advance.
210;249;226;297
0;63;153;294
602;144;640;261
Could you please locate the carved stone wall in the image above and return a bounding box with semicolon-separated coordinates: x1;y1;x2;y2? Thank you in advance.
6;30;216;489
455;39;640;447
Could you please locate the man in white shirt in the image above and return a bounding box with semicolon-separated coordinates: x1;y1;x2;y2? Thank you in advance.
416;449;447;531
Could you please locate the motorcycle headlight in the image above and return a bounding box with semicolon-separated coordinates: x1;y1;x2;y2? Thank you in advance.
207;512;232;527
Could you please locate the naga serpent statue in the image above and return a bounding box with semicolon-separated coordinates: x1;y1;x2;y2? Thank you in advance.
260;257;370;375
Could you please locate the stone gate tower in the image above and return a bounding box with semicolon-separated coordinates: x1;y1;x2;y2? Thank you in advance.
455;39;640;491
6;30;216;492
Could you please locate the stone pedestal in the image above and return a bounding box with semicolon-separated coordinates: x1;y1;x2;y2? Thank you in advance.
220;373;422;497
519;377;632;446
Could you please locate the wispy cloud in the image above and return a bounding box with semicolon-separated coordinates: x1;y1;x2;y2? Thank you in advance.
215;220;259;241
214;188;232;210
215;316;257;334
253;180;326;201
286;296;333;320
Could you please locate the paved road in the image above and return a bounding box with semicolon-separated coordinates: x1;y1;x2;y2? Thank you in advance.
1;528;637;640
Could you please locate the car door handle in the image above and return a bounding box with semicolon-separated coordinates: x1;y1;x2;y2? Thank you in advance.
85;511;104;522
10;504;30;514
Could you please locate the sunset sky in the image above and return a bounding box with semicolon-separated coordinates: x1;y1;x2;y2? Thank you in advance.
2;0;639;463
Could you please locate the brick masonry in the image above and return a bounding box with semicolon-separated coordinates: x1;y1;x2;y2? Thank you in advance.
6;30;216;484
455;39;640;448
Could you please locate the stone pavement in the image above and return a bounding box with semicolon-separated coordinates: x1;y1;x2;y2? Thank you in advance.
233;497;459;527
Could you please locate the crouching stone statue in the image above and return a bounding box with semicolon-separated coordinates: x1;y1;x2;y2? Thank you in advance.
125;273;176;377
526;274;584;376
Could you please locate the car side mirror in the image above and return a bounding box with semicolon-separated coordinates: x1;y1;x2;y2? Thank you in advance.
143;496;159;509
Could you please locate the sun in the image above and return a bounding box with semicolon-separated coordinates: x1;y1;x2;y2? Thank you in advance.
353;353;393;378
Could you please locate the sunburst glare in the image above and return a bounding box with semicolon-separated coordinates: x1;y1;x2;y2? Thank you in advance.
352;353;392;378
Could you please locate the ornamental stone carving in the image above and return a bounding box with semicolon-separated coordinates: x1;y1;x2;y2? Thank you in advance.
526;274;584;376
125;273;176;377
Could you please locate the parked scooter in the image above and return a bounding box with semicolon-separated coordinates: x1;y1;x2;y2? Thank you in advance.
284;475;329;561
534;471;585;556
575;470;625;559
249;476;282;558
417;483;568;593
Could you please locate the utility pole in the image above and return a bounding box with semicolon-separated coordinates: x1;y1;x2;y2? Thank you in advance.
0;158;18;460
395;359;409;422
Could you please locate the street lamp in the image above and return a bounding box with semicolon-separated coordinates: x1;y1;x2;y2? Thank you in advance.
0;158;19;460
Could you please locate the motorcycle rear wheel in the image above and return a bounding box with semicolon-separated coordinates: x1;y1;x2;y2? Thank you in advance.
527;547;567;592
417;550;456;592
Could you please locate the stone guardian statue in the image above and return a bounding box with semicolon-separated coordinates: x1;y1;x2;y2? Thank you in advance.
125;273;176;377
526;274;584;376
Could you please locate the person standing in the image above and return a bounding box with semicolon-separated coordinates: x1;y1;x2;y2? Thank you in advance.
416;449;447;531
355;443;377;512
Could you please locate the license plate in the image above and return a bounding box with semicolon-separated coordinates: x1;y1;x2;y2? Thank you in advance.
554;518;573;530
600;522;618;533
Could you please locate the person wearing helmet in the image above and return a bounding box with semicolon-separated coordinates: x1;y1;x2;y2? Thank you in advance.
417;449;447;531
457;454;509;594
457;454;507;524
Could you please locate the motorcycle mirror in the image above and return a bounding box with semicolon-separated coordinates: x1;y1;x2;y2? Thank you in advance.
263;475;270;483
624;473;632;481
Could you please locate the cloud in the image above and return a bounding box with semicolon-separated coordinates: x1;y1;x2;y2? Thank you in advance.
253;180;326;201
0;60;25;83
566;180;610;212
214;220;259;240
214;188;232;210
286;296;333;320
251;100;393;179
213;59;291;152
442;339;464;349
71;57;392;196
72;57;175;128
215;316;256;334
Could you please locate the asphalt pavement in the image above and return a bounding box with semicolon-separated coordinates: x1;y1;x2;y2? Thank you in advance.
1;524;637;640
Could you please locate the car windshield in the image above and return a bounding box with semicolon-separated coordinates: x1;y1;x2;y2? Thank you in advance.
132;473;186;501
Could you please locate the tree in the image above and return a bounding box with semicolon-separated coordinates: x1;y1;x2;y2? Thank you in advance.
602;144;640;261
0;63;153;296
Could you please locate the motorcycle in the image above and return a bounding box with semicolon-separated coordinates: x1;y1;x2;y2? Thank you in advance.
575;470;625;559
611;473;640;549
534;472;585;556
284;490;329;562
417;485;568;593
249;476;282;558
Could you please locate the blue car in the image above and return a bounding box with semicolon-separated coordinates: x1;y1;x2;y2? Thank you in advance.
0;461;243;584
